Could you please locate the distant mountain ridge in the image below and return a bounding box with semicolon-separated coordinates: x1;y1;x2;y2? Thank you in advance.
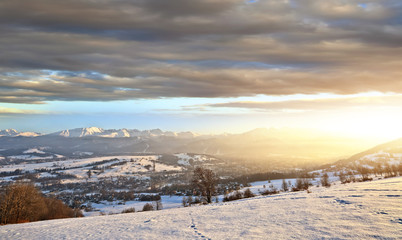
0;127;199;139
0;127;380;167
0;129;40;137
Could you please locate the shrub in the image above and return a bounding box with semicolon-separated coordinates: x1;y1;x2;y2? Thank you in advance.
182;196;188;207
139;194;161;201
142;203;154;211
44;197;83;219
292;178;310;191
121;207;135;214
281;179;289;192
261;188;279;195
223;190;243;202
0;183;83;225
243;188;255;198
321;173;331;187
182;196;205;207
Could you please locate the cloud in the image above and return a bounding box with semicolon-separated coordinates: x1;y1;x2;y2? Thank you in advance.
0;0;401;103
203;95;402;112
0;107;47;115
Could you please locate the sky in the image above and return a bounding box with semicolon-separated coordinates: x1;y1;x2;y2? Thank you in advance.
0;0;402;141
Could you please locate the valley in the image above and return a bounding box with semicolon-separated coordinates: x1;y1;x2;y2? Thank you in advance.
0;127;401;217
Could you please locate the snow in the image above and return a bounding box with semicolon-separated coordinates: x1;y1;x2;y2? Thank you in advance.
74;152;94;156
47;127;197;138
177;159;191;166
23;148;46;154
38;172;57;178
57;127;105;137
85;195;185;216
353;150;402;168
175;153;217;166
17;132;40;137
8;155;54;161
0;129;40;137
0;155;181;183
1;177;401;239
0;129;18;137
248;179;298;193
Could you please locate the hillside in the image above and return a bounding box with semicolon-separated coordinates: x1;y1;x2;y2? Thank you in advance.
336;137;402;167
1;177;401;240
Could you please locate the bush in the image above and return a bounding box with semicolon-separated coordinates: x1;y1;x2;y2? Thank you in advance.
321;173;331;187
182;196;205;207
281;179;289;192
292;178;311;191
182;196;188;207
44;197;83;219
261;188;279;195
139;194;161;201
121;207;135;214
223;190;243;202
0;183;83;225
243;188;255;198
339;171;356;184
142;203;154;211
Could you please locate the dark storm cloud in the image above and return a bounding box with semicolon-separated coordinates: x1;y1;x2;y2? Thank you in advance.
0;0;401;103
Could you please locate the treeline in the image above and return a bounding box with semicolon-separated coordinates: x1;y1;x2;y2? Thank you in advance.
0;183;83;225
229;171;310;185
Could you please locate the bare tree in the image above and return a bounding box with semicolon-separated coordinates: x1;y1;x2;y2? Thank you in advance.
153;200;163;210
0;183;46;224
281;179;289;191
192;167;218;204
0;183;83;225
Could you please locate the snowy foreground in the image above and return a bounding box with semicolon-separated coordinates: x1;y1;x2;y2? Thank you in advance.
1;177;401;240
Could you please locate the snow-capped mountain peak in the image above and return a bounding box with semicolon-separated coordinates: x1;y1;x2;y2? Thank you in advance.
0;129;18;136
80;127;104;137
1;127;199;139
55;127;105;137
47;127;197;139
0;129;40;137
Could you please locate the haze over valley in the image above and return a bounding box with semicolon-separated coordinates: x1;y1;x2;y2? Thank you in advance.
1;0;402;239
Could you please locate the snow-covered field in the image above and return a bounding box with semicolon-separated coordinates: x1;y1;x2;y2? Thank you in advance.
0;155;183;183
1;177;401;240
84;195;185;217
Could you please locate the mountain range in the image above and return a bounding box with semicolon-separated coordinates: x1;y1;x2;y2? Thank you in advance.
0;127;381;168
0;127;198;139
0;129;40;137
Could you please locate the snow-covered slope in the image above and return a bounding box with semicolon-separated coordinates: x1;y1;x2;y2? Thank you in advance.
337;137;402;168
1;177;401;240
50;127;105;137
0;129;40;137
47;127;197;139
